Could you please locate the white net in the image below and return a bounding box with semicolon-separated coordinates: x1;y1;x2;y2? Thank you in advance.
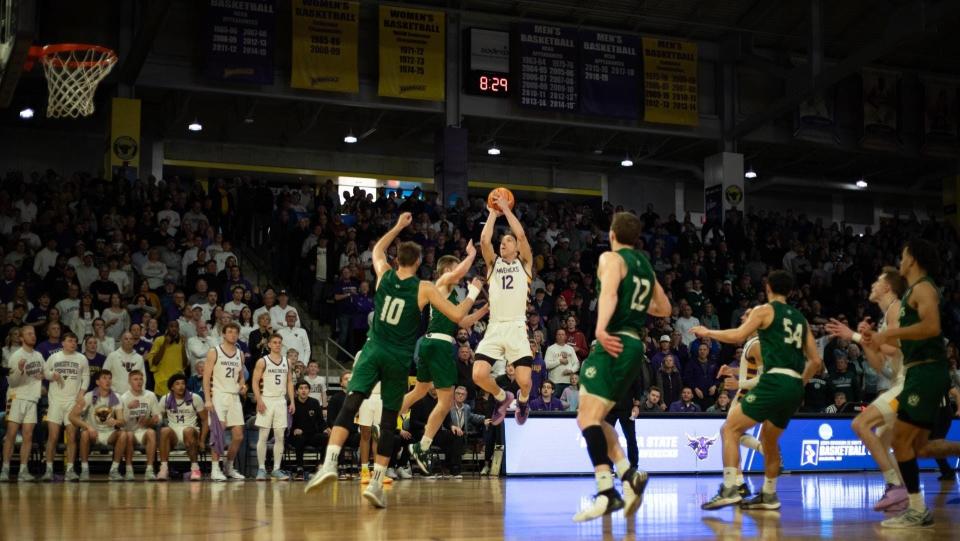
39;45;117;119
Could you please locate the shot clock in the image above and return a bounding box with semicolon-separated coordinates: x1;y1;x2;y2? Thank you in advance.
463;28;511;98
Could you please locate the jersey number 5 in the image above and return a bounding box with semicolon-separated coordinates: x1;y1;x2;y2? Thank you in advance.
783;318;803;349
629;277;652;312
379;296;406;325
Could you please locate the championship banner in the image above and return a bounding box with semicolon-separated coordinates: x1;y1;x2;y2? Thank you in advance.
642;37;697;126
291;0;358;92
924;79;959;141
517;23;578;112
106;97;141;181
579;30;639;119
378;5;445;101
204;0;276;84
862;68;899;134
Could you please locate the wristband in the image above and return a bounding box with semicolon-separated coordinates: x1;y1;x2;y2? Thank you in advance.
852;332;862;344
467;284;481;301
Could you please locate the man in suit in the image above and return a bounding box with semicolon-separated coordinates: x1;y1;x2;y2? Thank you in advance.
441;386;486;478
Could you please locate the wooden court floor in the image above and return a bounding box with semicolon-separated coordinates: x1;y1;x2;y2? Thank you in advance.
1;472;959;540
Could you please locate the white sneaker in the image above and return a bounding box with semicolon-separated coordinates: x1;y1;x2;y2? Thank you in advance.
125;469;135;482
157;465;169;481
397;467;413;479
386;468;398;479
18;471;36;482
210;469;227;482
362;483;387;508
145;468;156;481
304;465;338;494
41;469;54;482
226;469;246;480
79;469;90;482
480;465;490;476
0;469;8;482
109;470;124;481
65;470;80;482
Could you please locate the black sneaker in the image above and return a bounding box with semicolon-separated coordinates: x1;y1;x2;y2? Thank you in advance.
740;491;781;510
701;483;742;510
621;468;649;516
738;483;751;497
572;489;625;523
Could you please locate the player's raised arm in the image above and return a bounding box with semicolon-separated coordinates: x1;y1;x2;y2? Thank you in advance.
692;304;772;345
458;305;489;329
372;212;413;281
480;208;498;268
422;278;483;323
594;252;624;357
436;241;477;288
496;195;533;268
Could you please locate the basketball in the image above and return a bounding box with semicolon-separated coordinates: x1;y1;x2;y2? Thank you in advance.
487;187;515;211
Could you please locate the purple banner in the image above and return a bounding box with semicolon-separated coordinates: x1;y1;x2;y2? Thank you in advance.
204;0;276;85
517;23;578;112
579;30;639;119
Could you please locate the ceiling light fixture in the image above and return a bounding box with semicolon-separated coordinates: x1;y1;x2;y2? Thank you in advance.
487;143;501;156
19;107;34;119
744;167;757;179
187;118;202;132
620;155;633;167
856;178;868;189
343;131;358;144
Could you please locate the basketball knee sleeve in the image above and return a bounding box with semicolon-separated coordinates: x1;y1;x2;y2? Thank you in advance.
376;409;398;459
898;458;920;493
334;392;367;430
512;357;533;368
582;425;608;468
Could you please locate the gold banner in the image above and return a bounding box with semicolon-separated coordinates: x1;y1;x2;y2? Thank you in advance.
642;37;698;126
107;97;141;179
378;5;445;101
291;0;359;92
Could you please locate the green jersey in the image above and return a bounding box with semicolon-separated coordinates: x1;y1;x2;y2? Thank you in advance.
899;276;946;365
426;289;458;336
369;269;421;354
597;248;656;335
758;301;808;373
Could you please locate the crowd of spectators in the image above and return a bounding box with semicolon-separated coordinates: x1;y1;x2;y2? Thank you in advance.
4;168;960;479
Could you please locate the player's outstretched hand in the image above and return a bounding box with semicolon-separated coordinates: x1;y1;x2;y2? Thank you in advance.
824;318;852;340
856;317;874;335
596;330;623;358
466;239;476;257
690;326;709;339
396;212;413;228
493;195;511;214
470;276;484;290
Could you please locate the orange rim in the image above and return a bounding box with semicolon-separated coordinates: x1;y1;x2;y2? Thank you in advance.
38;43;118;69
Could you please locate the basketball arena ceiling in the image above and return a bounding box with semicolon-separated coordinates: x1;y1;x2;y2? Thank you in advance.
3;0;960;198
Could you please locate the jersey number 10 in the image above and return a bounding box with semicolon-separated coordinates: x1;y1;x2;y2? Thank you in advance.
379;296;406;325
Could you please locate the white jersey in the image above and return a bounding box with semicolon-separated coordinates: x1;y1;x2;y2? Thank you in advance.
6;347;45;402
45;351;90;403
304;374;325;403
82;390;122;432
120;390;161;431
487;257;530;323
879;317;904;383
737;337;763;401
261;355;289;398
163;392;203;429
212;345;243;395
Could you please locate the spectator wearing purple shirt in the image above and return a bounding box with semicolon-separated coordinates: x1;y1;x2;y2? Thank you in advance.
82;334;107;391
332;267;358;349
529;338;547;401
649;334;674;373
349;281;375;353
36;321;63;359
529;380;564;411
668;387;702;413
683;343;719;410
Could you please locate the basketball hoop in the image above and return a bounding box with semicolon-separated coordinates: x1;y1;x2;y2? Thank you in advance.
28;44;118;119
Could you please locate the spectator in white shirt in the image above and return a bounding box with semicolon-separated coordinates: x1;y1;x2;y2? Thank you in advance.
76;253;99;293
19;222;40;251
252;288;276;326
140;249;168;290
269;289;300;329
33;238;59;279
108;259;131;296
181;237;205;277
103;332;145;395
14;194;37;223
102;293;130;342
277;310;310;363
55;283;82;327
187;321;218;373
223;286;248;319
157;200;181;234
544;329;580;395
675;304;700;347
213;240;237;273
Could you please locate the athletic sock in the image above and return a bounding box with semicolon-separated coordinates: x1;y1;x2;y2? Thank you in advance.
18;464;27;474
722;467;738;489
420;436;433;449
883;468;901;486
81;462;90;472
762;477;777;495
494;389;507;402
614;458;631;479
324;445;341;468
909;492;925;512
160;461;168;469
736;473;745;485
595;470;614;492
46;463;53;473
1;462;9;472
191;462;200;471
211;461;222;473
517;391;528;403
371;463;387;488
